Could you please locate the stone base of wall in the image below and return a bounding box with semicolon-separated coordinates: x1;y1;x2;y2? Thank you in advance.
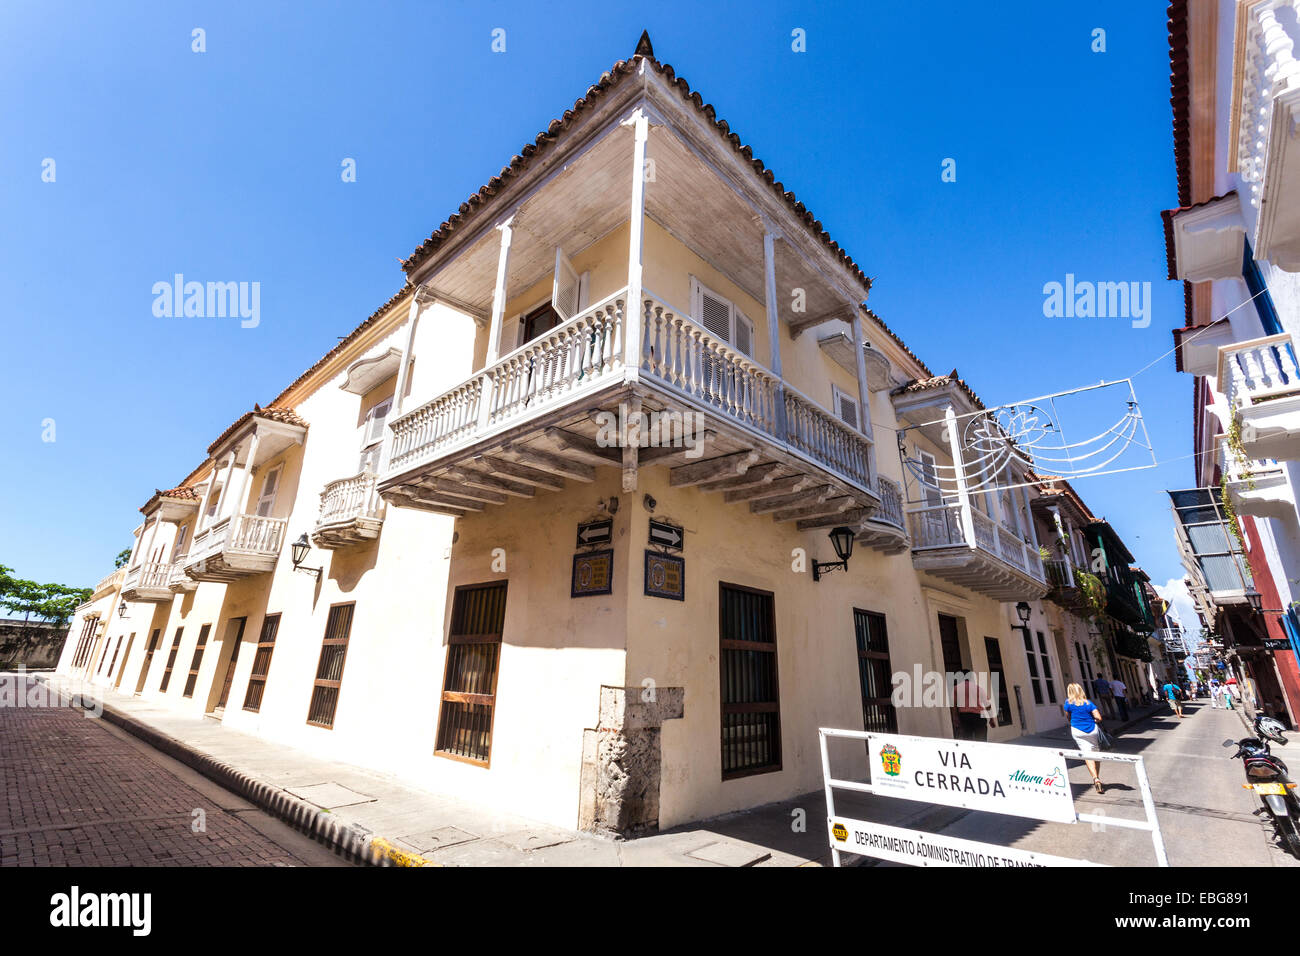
0;621;70;670
579;684;684;837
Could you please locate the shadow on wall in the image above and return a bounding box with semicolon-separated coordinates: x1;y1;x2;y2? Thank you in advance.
0;620;70;669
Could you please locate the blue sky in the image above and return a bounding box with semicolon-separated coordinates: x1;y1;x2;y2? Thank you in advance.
0;0;1194;614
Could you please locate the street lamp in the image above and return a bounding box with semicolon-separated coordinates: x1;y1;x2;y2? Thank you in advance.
290;533;322;580
1015;602;1032;627
117;601;128;618
812;526;856;582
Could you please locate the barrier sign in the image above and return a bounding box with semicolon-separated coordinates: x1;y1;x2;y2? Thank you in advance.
867;732;1077;824
827;816;1099;868
819;727;1168;867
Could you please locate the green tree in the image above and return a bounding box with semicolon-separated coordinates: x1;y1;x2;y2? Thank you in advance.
0;564;92;626
114;548;132;569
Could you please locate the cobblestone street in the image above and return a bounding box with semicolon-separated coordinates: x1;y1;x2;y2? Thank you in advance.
0;676;345;866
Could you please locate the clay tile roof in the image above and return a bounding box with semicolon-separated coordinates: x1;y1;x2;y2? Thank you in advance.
1160;190;1237;280
138;485;199;514
863;307;932;380
1168;1;1191;208
400;33;873;293
206;403;308;457
892;369;986;410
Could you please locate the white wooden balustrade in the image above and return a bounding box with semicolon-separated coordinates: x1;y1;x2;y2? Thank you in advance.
909;504;965;549
388;292;627;473
1235;1;1300;212
909;502;1045;583
125;562;171;592
318;472;383;526
190;514;287;562
384;289;876;494
872;476;905;530
1220;334;1300;409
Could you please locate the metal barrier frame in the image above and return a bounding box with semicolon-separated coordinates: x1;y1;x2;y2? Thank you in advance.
819;727;1169;867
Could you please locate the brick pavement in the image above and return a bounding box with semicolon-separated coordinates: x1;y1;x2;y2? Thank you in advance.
0;676;316;866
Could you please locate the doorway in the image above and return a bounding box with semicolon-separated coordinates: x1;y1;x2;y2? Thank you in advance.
211;617;247;715
135;629;161;695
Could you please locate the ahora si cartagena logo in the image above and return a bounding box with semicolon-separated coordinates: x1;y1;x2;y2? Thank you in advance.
1009;766;1068;790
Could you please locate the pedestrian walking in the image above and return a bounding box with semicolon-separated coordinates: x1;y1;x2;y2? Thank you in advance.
1092;674;1113;719
1110;677;1129;721
1222;682;1235;710
1209;678;1220;709
1064;683;1106;794
951;673;992;741
1162;679;1184;717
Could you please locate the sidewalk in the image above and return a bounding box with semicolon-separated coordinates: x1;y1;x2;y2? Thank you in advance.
35;674;959;867
1009;700;1166;747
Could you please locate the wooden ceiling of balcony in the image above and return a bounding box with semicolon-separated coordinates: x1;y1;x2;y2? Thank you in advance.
379;389;897;546
421;123;855;333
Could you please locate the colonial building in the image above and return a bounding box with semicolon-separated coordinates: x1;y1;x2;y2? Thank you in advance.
1161;0;1300;724
59;33;1162;835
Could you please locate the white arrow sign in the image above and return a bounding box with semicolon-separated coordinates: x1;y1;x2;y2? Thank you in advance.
649;520;683;549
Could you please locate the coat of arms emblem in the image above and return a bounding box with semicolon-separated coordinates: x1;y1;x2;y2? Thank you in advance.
880;744;902;776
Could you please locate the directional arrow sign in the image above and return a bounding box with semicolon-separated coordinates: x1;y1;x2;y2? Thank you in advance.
648;519;683;551
576;519;613;548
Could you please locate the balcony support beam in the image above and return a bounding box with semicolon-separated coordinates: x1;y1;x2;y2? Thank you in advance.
622;394;642;493
669;449;760;487
502;443;596;482
478;454;566;491
623;109;649;378
944;404;978;549
762;227;787;442
415;476;508;505
231;431;261;524
544;427;621;467
486;218;514;366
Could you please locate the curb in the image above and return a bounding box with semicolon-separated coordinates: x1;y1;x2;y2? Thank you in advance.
38;676;402;867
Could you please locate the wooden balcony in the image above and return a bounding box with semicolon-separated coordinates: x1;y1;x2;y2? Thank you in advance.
312;472;384;549
1234;2;1300;269
856;475;908;554
1219;334;1300;461
167;556;197;593
184;514;287;582
379;290;881;531
120;562;174;603
92;568;125;600
1221;439;1293;521
907;503;1047;600
1042;558;1090;613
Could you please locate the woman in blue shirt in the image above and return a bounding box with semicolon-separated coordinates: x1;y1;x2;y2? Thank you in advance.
1064;682;1105;794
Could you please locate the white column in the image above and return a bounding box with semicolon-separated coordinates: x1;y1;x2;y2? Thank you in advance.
763;228;786;440
624;108;649;375
195;460;218;532
213;449;238;520
944;404;976;548
143;515;162;568
379;291;424;475
486;219;514;366
850;311;873;438
231;431;262;522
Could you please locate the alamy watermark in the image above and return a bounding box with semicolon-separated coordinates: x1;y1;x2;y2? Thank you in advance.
152;274;260;328
594;402;707;459
1042;274;1151;329
0;669;102;717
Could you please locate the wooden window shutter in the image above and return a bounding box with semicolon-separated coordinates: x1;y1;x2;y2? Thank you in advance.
551;248;580;320
833;385;860;430
734;311;754;357
256;466;279;517
700;288;731;341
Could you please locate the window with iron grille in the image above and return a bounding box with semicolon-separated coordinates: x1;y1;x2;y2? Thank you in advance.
159;628;183;692
72;617;97;667
435;583;507;765
983;636;1013;727
1036;631;1057;704
307;604;354;729
97;638;114;674
182;624;211;698
1023;629;1043;705
854;610;896;734
719;583;781;779
107;634;130;679
242;613;281;713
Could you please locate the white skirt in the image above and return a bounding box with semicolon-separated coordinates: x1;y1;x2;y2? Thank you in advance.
1071;727;1101;752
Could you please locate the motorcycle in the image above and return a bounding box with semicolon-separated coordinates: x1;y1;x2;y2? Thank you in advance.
1254;713;1289;745
1225;736;1300;857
